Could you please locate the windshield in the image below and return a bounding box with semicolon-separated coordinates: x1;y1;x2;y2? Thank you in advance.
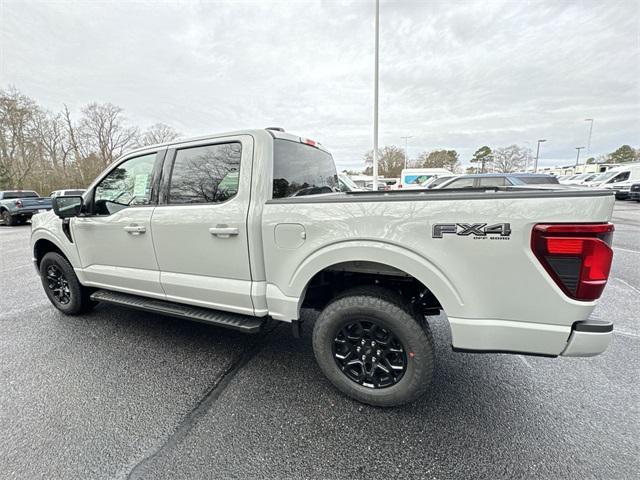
273;139;338;198
425;176;454;188
338;174;359;191
2;191;39;199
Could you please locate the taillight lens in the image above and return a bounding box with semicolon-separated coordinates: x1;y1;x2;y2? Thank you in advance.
531;223;614;301
14;199;23;208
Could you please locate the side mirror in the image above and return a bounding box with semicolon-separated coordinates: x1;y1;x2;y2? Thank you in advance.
52;196;83;219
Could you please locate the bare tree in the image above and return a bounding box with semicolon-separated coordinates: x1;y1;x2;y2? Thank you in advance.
79;102;138;168
416;149;461;172
34;110;70;174
0;87;42;187
363;145;406;177
493;145;531;173
138;123;180;147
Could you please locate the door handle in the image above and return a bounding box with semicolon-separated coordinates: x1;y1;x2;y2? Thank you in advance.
124;224;146;235
209;226;239;238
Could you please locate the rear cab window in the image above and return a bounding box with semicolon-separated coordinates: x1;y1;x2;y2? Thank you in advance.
272;139;338;198
2;191;39;199
518;175;559;185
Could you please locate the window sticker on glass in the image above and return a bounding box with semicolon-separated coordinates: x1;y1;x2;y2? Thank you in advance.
133;174;149;197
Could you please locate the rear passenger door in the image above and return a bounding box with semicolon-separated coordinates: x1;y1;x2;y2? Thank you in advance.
150;135;255;315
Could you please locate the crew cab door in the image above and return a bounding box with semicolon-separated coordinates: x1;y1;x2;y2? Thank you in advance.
150;135;255;315
72;150;165;297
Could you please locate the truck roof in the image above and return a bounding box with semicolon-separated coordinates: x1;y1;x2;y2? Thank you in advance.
123;128;329;157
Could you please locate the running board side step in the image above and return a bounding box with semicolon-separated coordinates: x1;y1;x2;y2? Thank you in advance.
90;290;266;333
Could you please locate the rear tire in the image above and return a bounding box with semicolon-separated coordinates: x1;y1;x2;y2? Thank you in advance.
40;252;96;315
312;286;435;407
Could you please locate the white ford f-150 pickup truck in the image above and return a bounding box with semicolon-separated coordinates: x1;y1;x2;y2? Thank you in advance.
31;128;616;406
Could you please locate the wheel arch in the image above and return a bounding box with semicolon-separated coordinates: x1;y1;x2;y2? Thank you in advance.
33;238;67;269
290;240;464;317
32;227;81;272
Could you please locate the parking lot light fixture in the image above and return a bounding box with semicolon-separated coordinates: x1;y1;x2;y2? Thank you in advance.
575;146;585;168
372;0;380;191
584;118;594;155
401;135;412;169
534;139;547;173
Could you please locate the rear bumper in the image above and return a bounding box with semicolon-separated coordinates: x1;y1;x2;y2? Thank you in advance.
561;319;613;357
449;317;613;357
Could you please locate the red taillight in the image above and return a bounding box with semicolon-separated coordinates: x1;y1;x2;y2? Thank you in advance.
531;223;614;301
397;184;403;189
301;138;317;147
14;199;23;208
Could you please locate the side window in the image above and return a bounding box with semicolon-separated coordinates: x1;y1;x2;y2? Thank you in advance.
612;172;630;183
94;153;156;215
169;143;241;204
445;177;475;189
479;177;506;187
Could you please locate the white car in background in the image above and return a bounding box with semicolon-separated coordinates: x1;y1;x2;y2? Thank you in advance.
562;173;599;185
396;168;453;190
50;189;86;198
337;174;363;192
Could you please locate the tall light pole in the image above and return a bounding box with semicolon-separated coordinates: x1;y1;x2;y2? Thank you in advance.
575;146;585;168
401;135;412;168
584;118;594;156
372;0;380;190
534;139;546;173
523;141;531;172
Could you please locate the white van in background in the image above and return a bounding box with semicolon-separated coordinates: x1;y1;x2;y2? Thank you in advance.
396;168;453;190
598;163;640;199
585;163;640;188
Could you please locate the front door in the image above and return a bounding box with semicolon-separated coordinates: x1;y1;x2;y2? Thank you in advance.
72;150;165;297
150;136;254;315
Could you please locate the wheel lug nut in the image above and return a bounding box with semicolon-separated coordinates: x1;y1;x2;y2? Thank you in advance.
376;349;381;356
361;355;366;361
372;357;377;362
356;346;361;352
361;339;366;345
371;341;375;347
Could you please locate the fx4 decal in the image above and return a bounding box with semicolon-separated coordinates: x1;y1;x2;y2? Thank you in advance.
432;223;512;239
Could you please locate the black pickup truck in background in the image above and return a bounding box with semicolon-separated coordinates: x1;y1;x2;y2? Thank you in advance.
0;190;53;226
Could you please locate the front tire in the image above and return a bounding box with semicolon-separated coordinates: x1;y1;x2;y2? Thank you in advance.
40;252;96;315
312;287;435;407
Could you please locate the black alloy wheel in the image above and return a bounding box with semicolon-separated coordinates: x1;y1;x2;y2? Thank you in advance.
45;264;72;305
333;320;407;388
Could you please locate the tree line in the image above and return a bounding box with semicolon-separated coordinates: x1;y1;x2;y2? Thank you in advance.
0;87;180;194
362;143;640;178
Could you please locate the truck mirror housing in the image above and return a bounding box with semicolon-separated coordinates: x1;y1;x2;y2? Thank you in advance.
52;196;83;219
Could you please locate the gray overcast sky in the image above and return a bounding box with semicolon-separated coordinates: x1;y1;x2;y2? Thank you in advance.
1;0;638;170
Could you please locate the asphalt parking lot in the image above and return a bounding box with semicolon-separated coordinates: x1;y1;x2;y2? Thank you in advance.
1;202;638;480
